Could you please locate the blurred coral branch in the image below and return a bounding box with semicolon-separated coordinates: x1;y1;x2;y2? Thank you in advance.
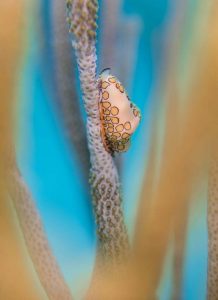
80;1;218;299
38;0;90;182
0;1;73;299
206;3;218;299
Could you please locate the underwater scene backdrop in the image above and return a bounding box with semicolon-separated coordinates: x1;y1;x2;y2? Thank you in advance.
1;0;217;299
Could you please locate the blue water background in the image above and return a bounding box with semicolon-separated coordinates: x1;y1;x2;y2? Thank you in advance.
17;0;207;298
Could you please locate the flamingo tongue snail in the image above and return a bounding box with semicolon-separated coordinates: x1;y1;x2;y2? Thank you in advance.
98;68;141;154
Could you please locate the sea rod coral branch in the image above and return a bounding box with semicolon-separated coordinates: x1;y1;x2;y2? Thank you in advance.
7;155;73;300
66;0;129;264
207;156;218;300
39;0;90;182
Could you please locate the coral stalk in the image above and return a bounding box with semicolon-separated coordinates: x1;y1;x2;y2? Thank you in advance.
205;3;218;299
207;156;218;299
7;158;73;300
1;1;73;298
66;0;129;265
52;0;90;181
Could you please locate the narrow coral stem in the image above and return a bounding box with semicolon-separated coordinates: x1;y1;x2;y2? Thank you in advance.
207;157;218;299
66;0;129;265
7;159;73;300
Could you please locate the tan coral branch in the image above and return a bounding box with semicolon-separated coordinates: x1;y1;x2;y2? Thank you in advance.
66;0;129;269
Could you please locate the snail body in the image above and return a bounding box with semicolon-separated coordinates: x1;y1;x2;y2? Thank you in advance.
98;69;141;153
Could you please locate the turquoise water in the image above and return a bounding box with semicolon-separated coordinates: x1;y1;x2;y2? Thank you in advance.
17;0;207;298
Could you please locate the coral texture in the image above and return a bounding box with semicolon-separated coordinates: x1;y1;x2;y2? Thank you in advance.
7;155;73;300
208;157;218;300
66;0;129;264
52;0;90;181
